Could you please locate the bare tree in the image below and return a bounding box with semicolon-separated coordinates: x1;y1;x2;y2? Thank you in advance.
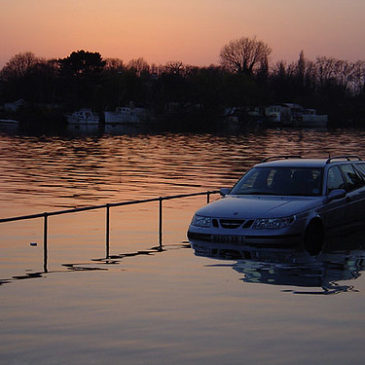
219;36;271;75
351;60;365;93
164;61;185;76
304;59;317;88
104;58;125;72
127;57;150;76
337;61;355;90
315;56;360;92
1;52;42;80
315;56;343;86
296;50;306;83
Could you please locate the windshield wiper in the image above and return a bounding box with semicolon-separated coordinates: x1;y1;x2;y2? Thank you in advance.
236;191;277;195
285;193;317;197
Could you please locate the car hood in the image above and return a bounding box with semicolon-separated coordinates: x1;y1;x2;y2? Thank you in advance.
195;195;323;219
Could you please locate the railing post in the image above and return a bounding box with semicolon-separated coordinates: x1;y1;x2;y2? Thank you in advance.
159;197;163;249
106;204;110;259
43;213;48;273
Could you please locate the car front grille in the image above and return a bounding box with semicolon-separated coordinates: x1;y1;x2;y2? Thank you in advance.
217;219;254;229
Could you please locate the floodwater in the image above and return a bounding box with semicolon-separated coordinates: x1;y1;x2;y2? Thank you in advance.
1;128;365;364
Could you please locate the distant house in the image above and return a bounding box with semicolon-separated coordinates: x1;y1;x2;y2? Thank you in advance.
265;103;328;127
265;105;292;124
104;106;148;124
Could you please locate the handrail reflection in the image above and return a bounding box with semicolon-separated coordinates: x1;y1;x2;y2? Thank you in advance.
190;235;365;295
0;243;190;287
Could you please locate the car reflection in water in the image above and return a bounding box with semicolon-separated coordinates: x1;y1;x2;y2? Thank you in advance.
190;232;365;295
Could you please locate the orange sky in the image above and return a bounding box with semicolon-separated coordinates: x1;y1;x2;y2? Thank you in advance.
1;0;365;68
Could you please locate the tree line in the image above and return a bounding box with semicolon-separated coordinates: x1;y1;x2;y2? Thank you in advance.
1;36;365;129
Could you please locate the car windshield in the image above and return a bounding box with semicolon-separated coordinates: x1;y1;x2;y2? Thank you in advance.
230;167;323;196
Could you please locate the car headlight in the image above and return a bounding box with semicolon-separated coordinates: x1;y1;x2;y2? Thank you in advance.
253;215;296;230
191;215;212;228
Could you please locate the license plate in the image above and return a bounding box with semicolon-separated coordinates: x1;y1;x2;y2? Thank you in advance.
212;234;245;244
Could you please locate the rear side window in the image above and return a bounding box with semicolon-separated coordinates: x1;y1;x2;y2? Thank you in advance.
339;164;365;192
327;166;345;193
354;163;365;178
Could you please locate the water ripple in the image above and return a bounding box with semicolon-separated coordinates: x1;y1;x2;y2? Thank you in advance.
1;129;365;215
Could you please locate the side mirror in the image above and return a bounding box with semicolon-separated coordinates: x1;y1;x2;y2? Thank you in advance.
327;189;346;202
220;188;231;197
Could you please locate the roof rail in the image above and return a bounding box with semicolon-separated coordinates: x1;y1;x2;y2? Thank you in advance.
262;155;302;163
326;155;362;164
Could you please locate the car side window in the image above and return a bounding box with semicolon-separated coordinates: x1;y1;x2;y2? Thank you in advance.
327;166;345;193
354;163;365;179
339;164;365;192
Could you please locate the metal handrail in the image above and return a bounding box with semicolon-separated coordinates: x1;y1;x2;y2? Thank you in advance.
0;190;220;259
0;191;218;223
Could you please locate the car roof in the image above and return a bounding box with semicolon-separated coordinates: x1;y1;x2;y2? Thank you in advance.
255;158;364;169
256;159;327;168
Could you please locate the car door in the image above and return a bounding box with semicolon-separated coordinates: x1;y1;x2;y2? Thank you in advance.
353;163;365;219
322;166;347;233
339;163;365;229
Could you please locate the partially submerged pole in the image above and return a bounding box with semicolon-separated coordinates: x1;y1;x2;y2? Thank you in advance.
43;213;48;273
159;197;163;249
106;204;110;258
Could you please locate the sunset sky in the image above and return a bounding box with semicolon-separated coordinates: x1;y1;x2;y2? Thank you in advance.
1;0;365;68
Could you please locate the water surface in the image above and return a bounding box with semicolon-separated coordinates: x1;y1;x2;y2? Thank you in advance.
1;128;365;215
1;128;365;364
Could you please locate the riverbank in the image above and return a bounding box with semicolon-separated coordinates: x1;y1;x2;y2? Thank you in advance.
1;105;365;135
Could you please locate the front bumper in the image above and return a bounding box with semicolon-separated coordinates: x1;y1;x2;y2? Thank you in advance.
187;228;303;247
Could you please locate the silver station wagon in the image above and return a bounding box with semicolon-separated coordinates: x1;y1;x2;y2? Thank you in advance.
187;155;365;254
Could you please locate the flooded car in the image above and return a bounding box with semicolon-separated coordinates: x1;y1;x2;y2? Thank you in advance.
188;155;365;254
